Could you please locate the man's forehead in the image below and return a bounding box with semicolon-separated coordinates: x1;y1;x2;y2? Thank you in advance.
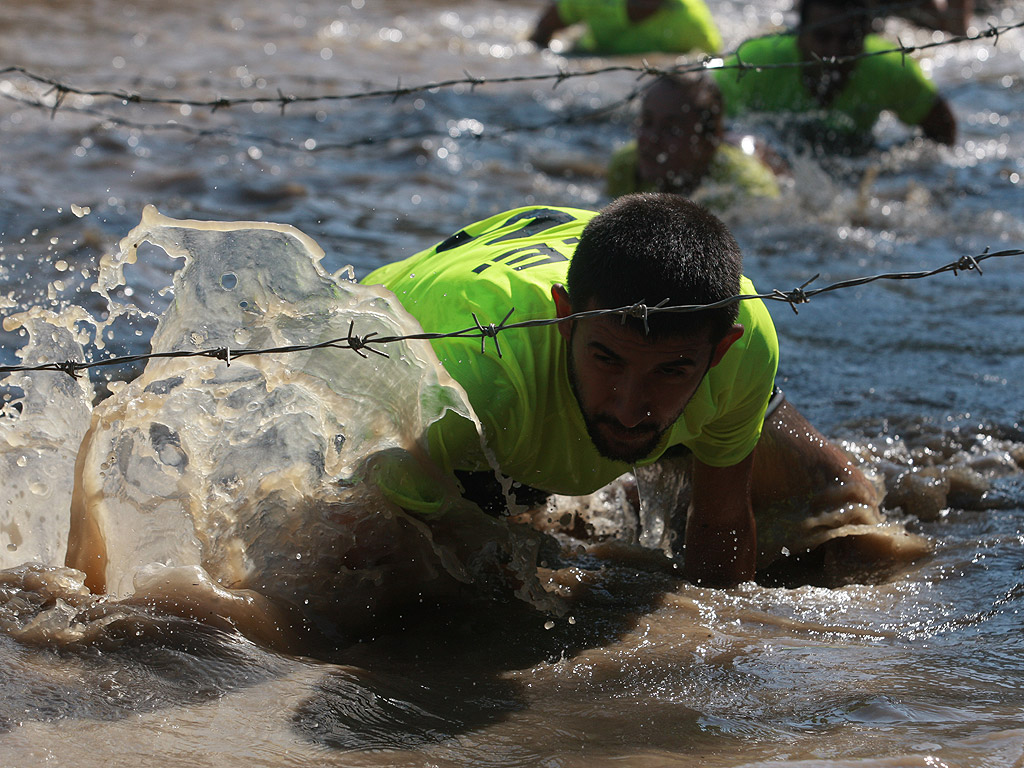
646;87;716;119
576;313;715;357
803;5;867;38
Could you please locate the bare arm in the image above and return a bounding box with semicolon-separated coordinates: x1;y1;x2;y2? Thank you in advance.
683;452;757;587
723;131;791;176
625;0;668;22
529;2;565;47
879;0;972;35
919;96;957;146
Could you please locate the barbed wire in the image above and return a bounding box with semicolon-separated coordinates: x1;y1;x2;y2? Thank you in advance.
1;247;1019;381
1;17;1019;120
0;82;647;154
0;13;1016;161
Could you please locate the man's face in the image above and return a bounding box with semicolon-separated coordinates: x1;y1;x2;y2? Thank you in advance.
564;314;722;464
636;83;721;192
797;5;867;94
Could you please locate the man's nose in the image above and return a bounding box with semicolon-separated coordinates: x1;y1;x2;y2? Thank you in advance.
816;34;845;60
610;375;652;428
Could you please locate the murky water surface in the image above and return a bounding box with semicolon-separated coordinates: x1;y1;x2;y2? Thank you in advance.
1;0;1023;766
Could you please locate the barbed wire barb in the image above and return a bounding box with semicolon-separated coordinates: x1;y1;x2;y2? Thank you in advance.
472;307;515;357
553;65;570;89
463;69;485;91
621;300;649;331
277;89;292;115
344;321;388;359
953;250;984;276
732;49;749;82
56;360;82;379
988;21;1001;46
896;35;909;67
775;274;819;314
45;85;68;119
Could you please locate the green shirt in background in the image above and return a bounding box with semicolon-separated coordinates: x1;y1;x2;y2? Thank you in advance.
557;0;722;55
362;206;778;498
606;140;781;205
711;34;939;136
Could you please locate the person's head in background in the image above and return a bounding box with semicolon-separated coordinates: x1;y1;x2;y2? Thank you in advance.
636;73;724;194
797;0;873;101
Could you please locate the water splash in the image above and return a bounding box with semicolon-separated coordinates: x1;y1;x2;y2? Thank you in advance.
0;308;93;569
2;207;561;651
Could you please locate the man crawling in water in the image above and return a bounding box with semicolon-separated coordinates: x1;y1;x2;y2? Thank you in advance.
363;194;928;588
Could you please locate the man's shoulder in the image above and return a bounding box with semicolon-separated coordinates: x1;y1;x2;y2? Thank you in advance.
707;144;781;199
736;275;776;331
368;205;591;270
713;35;799;99
435;206;593;292
732;33;799;63
855;34;927;77
363;205;595;328
861;33;903;56
556;0;621;25
847;34;935;116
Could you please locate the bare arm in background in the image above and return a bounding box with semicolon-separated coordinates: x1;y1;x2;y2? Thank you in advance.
530;0;667;48
723;131;791;176
528;2;564;47
880;0;973;35
919;96;957;146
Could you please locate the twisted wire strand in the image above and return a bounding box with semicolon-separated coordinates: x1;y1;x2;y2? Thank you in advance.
1;248;1019;379
1;18;1018;116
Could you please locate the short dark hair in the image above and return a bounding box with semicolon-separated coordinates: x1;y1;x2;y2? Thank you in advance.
645;72;723;116
799;0;872;30
567;193;742;341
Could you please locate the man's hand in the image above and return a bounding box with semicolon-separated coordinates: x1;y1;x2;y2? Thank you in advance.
529;2;564;47
625;0;668;22
920;96;957;146
682;453;756;587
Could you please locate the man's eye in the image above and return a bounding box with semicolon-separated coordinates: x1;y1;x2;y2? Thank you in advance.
659;366;690;377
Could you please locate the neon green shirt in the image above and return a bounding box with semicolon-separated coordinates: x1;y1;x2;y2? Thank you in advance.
712;34;938;135
557;0;722;55
606;140;781;205
362;206;778;497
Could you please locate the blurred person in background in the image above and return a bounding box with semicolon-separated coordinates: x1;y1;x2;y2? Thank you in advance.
530;0;722;55
711;0;957;153
607;73;786;207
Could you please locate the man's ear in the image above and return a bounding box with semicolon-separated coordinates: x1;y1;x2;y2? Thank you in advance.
551;284;573;341
710;324;744;367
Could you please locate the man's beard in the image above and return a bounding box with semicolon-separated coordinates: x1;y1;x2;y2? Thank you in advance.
803;64;850;105
566;333;681;464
